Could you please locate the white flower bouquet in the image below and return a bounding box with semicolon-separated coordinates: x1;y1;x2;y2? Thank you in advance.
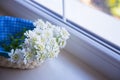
0;18;70;69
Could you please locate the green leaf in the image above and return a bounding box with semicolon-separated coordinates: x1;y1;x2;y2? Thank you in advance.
0;28;27;52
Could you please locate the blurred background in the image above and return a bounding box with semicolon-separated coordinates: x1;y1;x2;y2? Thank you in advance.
80;0;120;19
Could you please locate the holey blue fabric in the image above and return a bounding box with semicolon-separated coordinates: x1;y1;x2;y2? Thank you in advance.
0;16;34;58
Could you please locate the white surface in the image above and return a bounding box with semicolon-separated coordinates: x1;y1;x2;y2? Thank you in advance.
0;50;107;80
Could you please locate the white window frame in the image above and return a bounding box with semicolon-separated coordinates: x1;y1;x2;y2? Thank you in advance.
0;0;120;79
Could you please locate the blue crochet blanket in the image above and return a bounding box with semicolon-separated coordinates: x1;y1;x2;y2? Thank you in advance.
0;16;34;58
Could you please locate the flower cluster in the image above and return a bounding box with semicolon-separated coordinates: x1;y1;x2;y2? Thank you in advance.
8;19;70;64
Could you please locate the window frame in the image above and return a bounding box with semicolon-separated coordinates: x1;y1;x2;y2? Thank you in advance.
0;0;120;79
30;0;120;55
26;0;120;55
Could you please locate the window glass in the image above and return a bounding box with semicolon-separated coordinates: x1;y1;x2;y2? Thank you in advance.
33;0;120;48
34;0;120;23
80;0;120;19
34;0;63;15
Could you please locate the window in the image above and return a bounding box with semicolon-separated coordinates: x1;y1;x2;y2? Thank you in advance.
25;1;120;79
33;0;120;54
1;0;120;79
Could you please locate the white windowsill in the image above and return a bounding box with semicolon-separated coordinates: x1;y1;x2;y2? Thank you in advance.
0;50;107;80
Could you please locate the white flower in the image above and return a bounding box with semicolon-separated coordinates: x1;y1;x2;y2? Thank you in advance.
46;21;53;28
9;49;24;63
53;27;61;38
8;19;70;64
33;28;42;35
8;49;14;57
60;27;70;40
34;43;45;52
44;29;53;38
33;19;47;30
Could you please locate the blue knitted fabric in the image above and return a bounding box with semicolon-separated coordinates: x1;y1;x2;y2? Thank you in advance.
0;16;34;58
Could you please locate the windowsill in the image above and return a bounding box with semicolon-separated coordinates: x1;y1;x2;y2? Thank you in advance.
0;50;107;80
